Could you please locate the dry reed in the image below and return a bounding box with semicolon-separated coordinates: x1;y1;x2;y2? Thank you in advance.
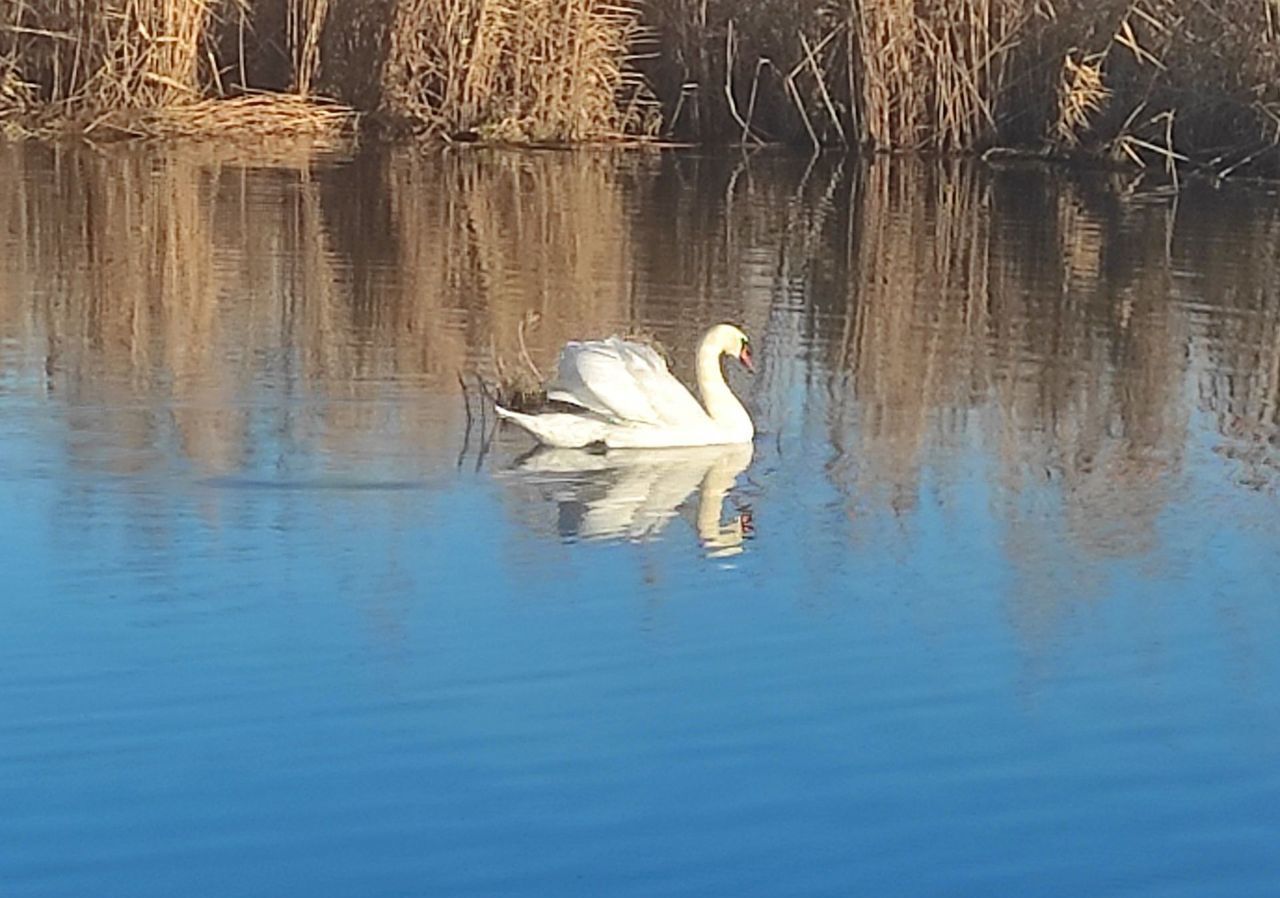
1055;52;1109;147
0;0;354;139
1;0;212;115
5;0;1280;168
638;0;1280;172
379;0;642;141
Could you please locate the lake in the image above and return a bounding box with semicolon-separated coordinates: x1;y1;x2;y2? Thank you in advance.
1;143;1277;897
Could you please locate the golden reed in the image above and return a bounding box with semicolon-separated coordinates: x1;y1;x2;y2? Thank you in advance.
3;1;1280;167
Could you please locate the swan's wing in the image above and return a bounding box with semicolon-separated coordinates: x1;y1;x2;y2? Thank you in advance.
494;406;609;448
548;337;707;427
610;341;710;424
545;341;618;418
547;338;663;424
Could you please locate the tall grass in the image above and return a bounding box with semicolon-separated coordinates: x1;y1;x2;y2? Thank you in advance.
4;0;1280;168
642;0;1280;171
378;0;642;140
0;0;211;112
639;0;1024;149
0;0;352;137
0;0;641;141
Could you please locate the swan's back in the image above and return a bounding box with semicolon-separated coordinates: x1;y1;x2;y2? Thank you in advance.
547;337;709;427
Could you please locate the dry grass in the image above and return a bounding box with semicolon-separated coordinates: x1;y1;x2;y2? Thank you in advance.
1055;51;1109;147
0;0;213;110
4;0;1280;163
1022;0;1280;174
637;0;1280;171
847;0;1023;151
289;0;330;96
0;0;352;139
1;0;641;142
641;0;1028;150
379;0;643;141
79;93;355;140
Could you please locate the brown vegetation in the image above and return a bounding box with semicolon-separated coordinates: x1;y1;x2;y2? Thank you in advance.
4;1;1280;169
377;0;646;140
0;0;641;142
0;0;356;139
644;0;1280;174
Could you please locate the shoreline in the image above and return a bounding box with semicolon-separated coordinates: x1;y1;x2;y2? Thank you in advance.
5;0;1280;181
5;119;1270;192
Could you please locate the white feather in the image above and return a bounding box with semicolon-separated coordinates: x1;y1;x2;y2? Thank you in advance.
493;406;609;449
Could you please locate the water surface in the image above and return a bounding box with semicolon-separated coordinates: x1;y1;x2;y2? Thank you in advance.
1;144;1278;897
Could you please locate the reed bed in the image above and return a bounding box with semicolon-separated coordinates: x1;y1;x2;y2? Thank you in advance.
0;0;355;139
5;0;1280;167
378;0;643;141
0;0;639;142
643;0;1280;173
78;93;355;140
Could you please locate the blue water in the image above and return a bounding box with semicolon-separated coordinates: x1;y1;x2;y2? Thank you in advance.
1;145;1278;896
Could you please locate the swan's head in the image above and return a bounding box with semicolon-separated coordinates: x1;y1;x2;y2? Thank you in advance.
705;323;754;373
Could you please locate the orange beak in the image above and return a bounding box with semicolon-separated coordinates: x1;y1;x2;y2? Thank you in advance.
739;345;755;373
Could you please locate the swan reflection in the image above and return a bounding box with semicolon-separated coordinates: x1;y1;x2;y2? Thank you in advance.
506;443;754;556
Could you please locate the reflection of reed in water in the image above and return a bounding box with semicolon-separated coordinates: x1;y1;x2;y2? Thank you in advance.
988;179;1191;561
794;162;1216;654
3;144;1276;549
376;150;637;377
805;161;1218;640
823;161;993;521
1181;194;1280;492
0;145;655;480
0;145;243;475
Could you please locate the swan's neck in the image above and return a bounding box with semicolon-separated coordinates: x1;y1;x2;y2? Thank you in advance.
696;343;752;437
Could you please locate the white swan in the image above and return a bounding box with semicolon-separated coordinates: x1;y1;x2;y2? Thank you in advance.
495;323;755;449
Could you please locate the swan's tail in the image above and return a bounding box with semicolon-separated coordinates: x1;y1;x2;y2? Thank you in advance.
494;405;609;449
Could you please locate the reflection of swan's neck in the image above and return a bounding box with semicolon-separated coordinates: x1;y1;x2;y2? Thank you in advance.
696;338;751;435
696;444;753;556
